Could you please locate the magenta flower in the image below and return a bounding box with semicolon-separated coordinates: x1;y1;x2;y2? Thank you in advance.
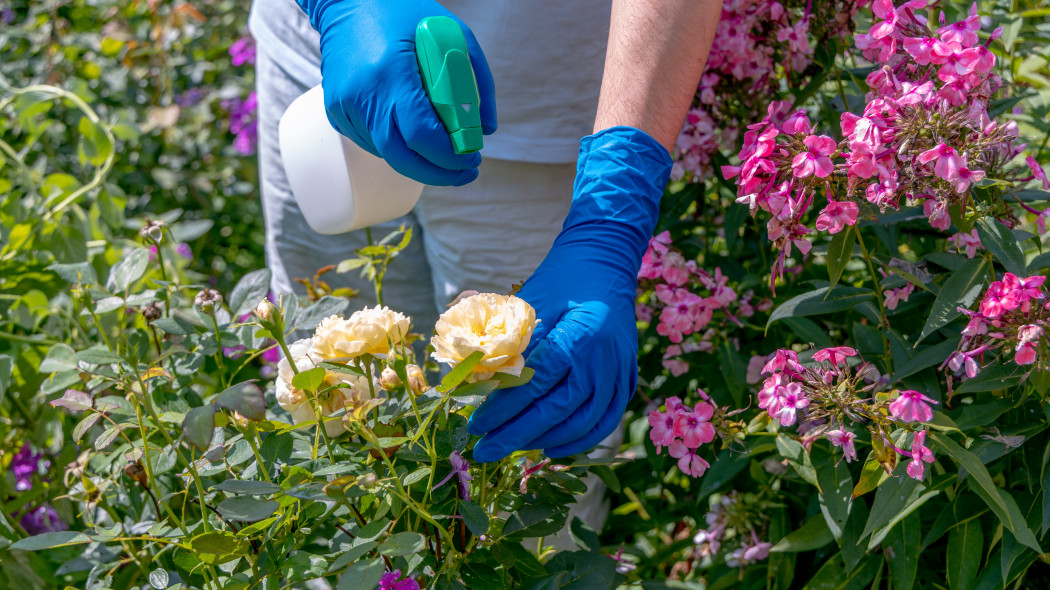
11;444;45;491
814;200;858;234
758;373;789;415
668;442;711;478
673;402;716;448
826;430;857;462
937;4;981;48
884;284;915;310
379;570;420;590
229;36;256;67
662;345;690;377
648;408;678;453
902;36;953;65
946;350;981;379
905;431;935;480
1015;325;1044;365
781;110;812;135
18;504;67;536
775;383;809;427
949;229;982;259
951;167;985;193
1026;156;1050;190
916;143;964;183
434;451;472;500
889;390;938;423
762;349;803;375
812;346;857;367
791;135;837;178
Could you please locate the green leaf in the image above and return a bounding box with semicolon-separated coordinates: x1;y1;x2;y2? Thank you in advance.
72;413;103;443
291;296;349;331
94;424;123;451
954;363;1024;394
77;116;113;167
817;454;853;540
448;379;499;399
892;339;959;381
459;500;490;536
928;432;1041;553
337;559;385;590
107;247;150;292
696;448;751;500
75;346;125;366
975;217;1026;276
862;469;923;540
803;554;882;590
766;286;874;331
378;531;425;557
492;367;535;389
214;381;266;421
770;514;833;553
503;503;567;538
189;532;249;566
212;480;283;495
776;434;819;488
291;367;326;392
216;498;279;522
48;262;98;285
10;531;90;551
182;405;216;451
438;350;485;393
228;269;272;318
50;389;93;412
947;518;983;590
148;569;169;590
916;257;987;344
827;226;856;289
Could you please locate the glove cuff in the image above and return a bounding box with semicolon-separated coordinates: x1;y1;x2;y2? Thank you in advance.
567;126;673;246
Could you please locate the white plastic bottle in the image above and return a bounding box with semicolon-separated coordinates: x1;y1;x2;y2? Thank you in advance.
278;85;425;235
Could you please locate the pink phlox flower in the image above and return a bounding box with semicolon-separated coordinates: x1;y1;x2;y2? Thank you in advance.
674;402;716;448
906;430;936;480
791;135;837;179
675;448;712;478
826;429;858;462
869;0;900;40
648;408;678;453
949;229;982;258
660;251;692;287
952;166;985;193
846;141;879;179
812;346;858;367
635;302;653;323
1015;324;1044;366
897;80;936;106
775;383;809;427
703;268;738;308
866;175;901;210
946;350;981;378
379;570;420;590
814;200;859;234
923;199;952;231
885;283;915;310
762;349;804;375
758;373;789;415
902;36;953;65
781;109;813;135
746;354;771;385
937;3;981;48
662;345;690;377
936;79;969;107
1026;156;1050;190
917;143;964;183
229;36;256;67
978;280;1009;317
889;390;938;423
958;46;996;74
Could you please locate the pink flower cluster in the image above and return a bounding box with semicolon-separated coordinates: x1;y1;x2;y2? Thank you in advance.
724;1;1036;283
648;393;717;478
638;231;768;376
946;273;1048;378
223;91;258;156
672;0;861;182
692;491;772;568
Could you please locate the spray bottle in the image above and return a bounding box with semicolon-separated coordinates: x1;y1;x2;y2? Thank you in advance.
278;16;484;235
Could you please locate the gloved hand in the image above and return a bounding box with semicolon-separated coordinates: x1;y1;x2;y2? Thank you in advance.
467;126;673;463
296;0;497;186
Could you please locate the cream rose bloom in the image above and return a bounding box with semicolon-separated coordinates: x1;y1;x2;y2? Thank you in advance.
431;293;537;381
311;307;411;362
276;338;375;437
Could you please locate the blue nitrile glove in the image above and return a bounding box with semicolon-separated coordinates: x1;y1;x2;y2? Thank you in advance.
295;0;497;186
467;126;673;463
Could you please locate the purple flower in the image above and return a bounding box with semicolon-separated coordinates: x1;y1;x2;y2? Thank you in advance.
11;444;46;491
433;451;472;500
229;36;256;67
224;92;258;156
19;505;67;535
176;242;193;260
889;390;937;423
175;87;204;108
378;570;419;590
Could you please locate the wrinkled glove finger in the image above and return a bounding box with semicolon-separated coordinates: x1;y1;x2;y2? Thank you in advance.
520;363;619;450
543;372;633;458
471;377;574;463
374;121;480;186
466;337;572;436
394;94;483;171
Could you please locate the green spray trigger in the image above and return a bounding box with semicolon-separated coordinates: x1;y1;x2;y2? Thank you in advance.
415;16;484;155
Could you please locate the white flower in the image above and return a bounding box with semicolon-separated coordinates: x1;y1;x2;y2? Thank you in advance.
311;307;411;362
276;338;374;436
431;293;537;381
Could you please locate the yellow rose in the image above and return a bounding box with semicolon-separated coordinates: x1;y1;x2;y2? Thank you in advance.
275;338;375;436
311;306;411;362
431;293;537;381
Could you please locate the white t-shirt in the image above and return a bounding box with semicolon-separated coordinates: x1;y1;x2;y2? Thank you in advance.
249;0;612;164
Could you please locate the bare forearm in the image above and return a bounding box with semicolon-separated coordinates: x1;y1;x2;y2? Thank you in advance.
594;0;722;153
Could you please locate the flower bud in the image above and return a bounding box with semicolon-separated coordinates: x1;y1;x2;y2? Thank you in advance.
406;364;427;395
139;219;166;244
379;367;401;391
194;288;222;313
142;301;163;324
254;298;277;323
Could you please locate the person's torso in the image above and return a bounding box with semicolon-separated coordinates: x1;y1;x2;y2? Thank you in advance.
250;0;612;163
